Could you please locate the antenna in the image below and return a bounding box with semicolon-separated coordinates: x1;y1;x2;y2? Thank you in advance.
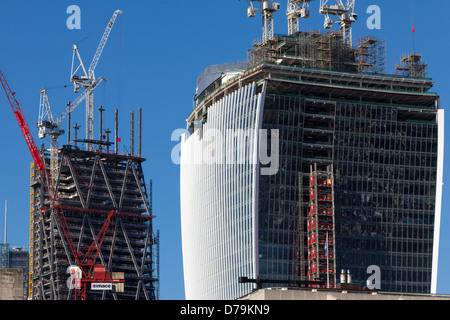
4;200;7;244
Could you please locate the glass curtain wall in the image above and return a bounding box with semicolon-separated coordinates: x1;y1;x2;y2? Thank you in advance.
333;101;438;293
257;93;438;294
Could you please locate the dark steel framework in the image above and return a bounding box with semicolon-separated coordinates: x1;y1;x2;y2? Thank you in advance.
30;147;157;300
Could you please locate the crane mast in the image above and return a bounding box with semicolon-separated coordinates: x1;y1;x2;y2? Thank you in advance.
319;0;357;46
38;76;104;185
246;0;281;42
38;9;120;184
70;9;122;150
286;0;314;35
38;89;63;185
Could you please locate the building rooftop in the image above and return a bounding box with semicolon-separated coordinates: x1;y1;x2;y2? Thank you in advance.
239;287;450;300
190;31;435;125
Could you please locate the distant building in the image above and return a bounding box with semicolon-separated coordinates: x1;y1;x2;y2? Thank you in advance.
0;243;9;268
9;247;29;299
0;268;24;300
0;244;29;299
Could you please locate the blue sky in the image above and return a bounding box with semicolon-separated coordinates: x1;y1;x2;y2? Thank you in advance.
0;0;449;300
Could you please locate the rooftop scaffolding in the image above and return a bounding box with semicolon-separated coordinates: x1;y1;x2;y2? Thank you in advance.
395;52;428;78
356;36;386;74
248;31;389;76
249;31;358;72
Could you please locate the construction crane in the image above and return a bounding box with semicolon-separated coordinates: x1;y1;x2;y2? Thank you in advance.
319;0;357;46
0;69;123;300
38;77;104;184
70;9;122;151
286;0;314;35
245;0;281;42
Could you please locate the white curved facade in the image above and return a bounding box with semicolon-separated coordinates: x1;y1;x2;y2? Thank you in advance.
180;82;266;300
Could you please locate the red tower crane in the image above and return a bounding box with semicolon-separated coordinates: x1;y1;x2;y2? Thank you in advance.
0;69;123;300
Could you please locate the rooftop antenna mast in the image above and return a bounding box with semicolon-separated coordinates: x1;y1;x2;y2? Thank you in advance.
246;0;281;42
287;0;314;35
411;0;415;54
319;0;357;46
4;200;6;244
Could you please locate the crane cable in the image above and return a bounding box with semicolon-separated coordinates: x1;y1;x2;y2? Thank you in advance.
411;0;415;54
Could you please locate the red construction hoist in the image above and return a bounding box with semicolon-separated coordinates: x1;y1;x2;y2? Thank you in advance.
0;69;124;300
307;163;336;288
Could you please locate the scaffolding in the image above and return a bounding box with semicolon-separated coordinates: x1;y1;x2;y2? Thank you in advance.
247;31;389;76
395;52;428;78
249;31;352;72
356;36;386;74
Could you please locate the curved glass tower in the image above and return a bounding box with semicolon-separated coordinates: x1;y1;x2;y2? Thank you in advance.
180;82;266;299
180;32;444;300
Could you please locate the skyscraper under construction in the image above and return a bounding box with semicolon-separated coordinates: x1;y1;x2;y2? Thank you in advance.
28;108;158;300
180;1;443;300
23;10;159;300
